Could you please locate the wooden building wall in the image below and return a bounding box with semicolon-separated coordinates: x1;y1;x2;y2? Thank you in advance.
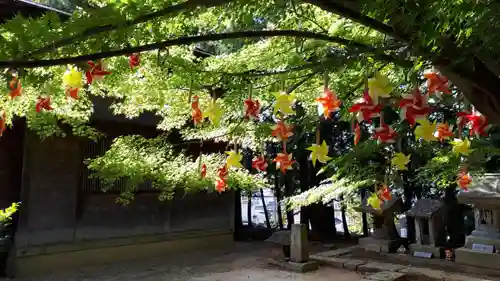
14;129;234;257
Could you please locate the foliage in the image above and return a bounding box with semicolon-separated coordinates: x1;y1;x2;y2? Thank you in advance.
0;202;20;226
87;135;268;203
1;0;499;205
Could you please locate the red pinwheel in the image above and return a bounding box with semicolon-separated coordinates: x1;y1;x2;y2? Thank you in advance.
424;71;451;95
86;60;111;84
129;53;140;69
316;88;341;118
377;185;392;201
348;89;381;123
36;96;54;112
244;98;260;120
373;123;397;144
218;165;229;179
8;77;21;99
252;156;267;172
191;95;203;125
200;164;207;179
399;87;431;126
457;110;489;137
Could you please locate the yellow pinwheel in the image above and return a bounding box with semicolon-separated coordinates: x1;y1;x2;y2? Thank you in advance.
273;92;295;115
368;73;393;104
306;140;332;167
451;138;473;156
414;119;437;142
225;150;243;169
62;66;83;89
367;193;382;210
391;153;411;171
204;100;223;126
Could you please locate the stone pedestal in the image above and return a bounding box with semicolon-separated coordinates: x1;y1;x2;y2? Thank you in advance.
356;196;403;253
267;224;318;272
290;224;308;263
455;174;500;269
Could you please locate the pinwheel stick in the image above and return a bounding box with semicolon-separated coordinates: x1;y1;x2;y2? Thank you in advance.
316;123;321;145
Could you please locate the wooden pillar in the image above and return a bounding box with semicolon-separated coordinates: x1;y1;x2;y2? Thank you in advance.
428;217;435;246
415;218;423;245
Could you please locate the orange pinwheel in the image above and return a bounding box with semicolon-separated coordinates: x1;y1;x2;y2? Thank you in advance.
8;77;21;99
271;121;294;141
424;71;451;95
244;98;260;120
0;111;6;137
191;95;203;125
215;178;227;192
457;171;472;191
274;152;295;173
435;123;454;142
316;88;341;118
354;123;361;145
36;96;54;112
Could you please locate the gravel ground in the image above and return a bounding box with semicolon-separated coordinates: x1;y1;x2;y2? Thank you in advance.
7;242;361;281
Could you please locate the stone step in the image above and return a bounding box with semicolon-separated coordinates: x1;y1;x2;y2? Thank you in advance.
312;249;496;281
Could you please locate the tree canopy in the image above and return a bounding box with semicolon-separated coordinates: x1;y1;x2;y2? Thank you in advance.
1;0;500;204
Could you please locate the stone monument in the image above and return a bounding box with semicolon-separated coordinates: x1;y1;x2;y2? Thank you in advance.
455;174;500;269
406;199;445;258
356;195;404;253
266;224;318;272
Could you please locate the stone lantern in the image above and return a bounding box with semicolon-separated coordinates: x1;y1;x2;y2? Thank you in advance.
406;199;445;258
356;195;404;253
455;174;500;269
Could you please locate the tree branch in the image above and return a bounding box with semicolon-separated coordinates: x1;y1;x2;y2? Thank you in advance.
303;0;408;40
3;30;408;68
25;0;228;57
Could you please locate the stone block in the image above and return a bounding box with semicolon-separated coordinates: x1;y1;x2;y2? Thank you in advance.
359;237;400;253
314;246;357;257
464;236;500;250
398;267;447;280
455;247;500;270
364;271;407;281
409;243;442;258
344;259;366;270
444;274;493;281
310;255;349;268
267;258;318;273
358;262;406;273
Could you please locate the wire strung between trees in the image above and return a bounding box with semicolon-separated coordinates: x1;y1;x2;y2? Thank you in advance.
1;30;409;68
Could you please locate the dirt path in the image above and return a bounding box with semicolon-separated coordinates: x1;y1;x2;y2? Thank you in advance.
13;242;362;281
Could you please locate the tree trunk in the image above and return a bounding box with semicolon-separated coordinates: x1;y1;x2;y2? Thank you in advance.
340;194;350;237
443;186;466;248
260;188;271;228
298;155;310;234
247;191;252;227
234;189;242;230
274;171;284;229
360;188;369;236
284;174;294;229
309;203;337;242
